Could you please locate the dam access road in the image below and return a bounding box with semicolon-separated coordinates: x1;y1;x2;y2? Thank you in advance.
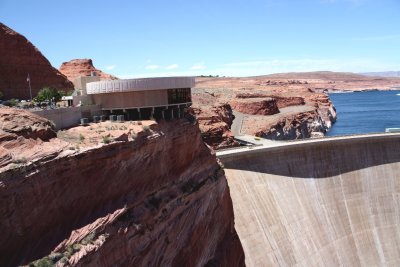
217;133;400;267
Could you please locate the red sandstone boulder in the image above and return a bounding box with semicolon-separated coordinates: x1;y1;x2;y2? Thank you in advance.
0;23;74;99
59;59;118;82
0;107;65;169
0;107;56;141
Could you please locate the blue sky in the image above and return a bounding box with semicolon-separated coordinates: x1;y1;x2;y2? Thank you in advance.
1;0;399;77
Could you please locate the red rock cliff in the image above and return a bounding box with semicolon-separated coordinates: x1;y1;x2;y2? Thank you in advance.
59;59;118;82
0;23;73;99
0;109;244;267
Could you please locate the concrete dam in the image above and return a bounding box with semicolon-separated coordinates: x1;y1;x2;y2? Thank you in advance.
218;134;400;267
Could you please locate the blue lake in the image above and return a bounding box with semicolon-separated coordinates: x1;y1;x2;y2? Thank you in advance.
327;90;400;136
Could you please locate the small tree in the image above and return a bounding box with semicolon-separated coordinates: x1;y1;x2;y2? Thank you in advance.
34;87;65;102
0;91;3;100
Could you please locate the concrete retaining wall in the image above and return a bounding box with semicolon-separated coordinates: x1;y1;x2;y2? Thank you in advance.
31;105;101;130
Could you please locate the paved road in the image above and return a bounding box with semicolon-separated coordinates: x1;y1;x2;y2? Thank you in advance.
231;110;246;136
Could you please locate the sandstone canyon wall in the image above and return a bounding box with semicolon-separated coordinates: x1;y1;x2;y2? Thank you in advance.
0;23;73;99
193;79;337;144
59;59;118;83
0;109;244;267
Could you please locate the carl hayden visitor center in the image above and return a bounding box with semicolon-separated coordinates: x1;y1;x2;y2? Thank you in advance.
74;76;194;121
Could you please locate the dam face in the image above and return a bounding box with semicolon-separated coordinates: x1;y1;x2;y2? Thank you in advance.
219;134;400;267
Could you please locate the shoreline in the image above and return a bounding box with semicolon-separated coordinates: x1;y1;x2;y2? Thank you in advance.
327;88;400;94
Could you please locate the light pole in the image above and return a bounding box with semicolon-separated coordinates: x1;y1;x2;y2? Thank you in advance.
27;73;32;101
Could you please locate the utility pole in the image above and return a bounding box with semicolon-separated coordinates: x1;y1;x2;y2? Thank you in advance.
27;73;32;101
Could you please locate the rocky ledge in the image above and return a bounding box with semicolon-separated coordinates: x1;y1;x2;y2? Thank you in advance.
191;92;239;150
0;107;245;267
193;77;337;144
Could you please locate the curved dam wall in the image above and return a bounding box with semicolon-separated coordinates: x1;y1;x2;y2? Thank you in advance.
218;134;400;267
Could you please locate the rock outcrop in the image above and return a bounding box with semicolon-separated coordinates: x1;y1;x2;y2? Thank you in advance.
0;107;66;168
255;110;328;140
230;98;280;115
0;107;56;141
0;23;74;99
191;92;239;149
59;59;118;83
0;108;245;267
194;77;338;143
235;93;305;109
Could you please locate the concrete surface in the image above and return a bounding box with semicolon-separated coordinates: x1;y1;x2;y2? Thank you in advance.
32;107;81;130
231;110;246;136
32;105;101;130
219;133;400;267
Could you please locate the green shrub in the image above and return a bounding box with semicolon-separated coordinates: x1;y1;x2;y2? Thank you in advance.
30;257;54;267
142;125;150;131
48;253;63;262
81;232;96;245
102;136;112;144
3;98;18;107
34;87;65;102
79;134;85;141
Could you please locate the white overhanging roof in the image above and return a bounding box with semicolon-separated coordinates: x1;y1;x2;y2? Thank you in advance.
86;77;195;95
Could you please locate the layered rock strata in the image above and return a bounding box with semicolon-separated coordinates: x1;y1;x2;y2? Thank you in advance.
0;23;73;99
191;92;239;149
194;78;337;143
255;110;329;140
59;59;118;82
0;108;245;267
230;98;280;116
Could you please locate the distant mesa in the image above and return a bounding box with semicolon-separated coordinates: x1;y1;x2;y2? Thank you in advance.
0;23;74;99
360;71;400;78
260;71;369;80
59;59;118;83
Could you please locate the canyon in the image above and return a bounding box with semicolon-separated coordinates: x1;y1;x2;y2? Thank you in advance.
192;72;400;145
0;23;73;99
2;21;400;267
0;108;244;267
193;76;338;145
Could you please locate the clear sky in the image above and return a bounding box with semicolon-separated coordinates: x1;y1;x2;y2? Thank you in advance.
1;0;399;77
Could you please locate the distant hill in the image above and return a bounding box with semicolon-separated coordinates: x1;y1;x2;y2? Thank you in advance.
360;71;400;78
258;71;369;81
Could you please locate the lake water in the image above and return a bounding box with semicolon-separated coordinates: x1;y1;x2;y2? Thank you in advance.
326;90;400;136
